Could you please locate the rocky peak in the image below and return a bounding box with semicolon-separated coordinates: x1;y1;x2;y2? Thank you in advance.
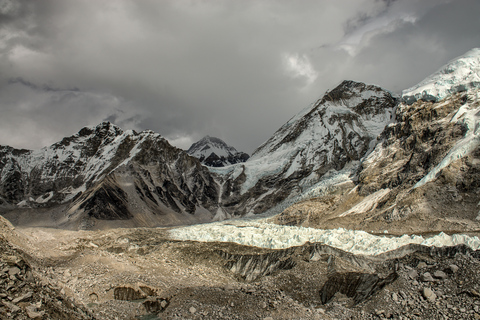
252;80;398;158
321;80;388;103
187;136;249;167
215;80;398;217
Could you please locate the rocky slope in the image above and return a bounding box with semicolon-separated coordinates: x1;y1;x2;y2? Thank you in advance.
274;48;480;235
0;122;219;229
1;215;480;320
187;136;249;167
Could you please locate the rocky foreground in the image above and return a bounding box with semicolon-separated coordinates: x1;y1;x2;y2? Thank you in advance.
0;215;480;320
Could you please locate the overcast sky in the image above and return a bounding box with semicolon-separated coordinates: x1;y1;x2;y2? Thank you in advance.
1;0;479;153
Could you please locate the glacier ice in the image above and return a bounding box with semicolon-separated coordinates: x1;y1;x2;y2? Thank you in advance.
169;220;480;256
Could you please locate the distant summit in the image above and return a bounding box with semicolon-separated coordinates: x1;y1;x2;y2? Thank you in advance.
187;136;249;167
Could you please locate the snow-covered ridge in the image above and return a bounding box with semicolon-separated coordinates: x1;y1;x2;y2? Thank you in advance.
187;136;249;167
231;81;396;196
402;48;480;104
188;136;237;158
169;220;480;255
0;122;166;204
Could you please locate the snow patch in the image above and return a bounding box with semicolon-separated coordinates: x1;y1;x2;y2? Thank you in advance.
35;191;54;204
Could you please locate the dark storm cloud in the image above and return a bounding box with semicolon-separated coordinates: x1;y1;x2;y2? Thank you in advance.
0;0;478;153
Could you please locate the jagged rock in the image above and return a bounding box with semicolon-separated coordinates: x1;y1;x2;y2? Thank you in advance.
3;300;20;312
407;269;418;280
8;266;20;277
143;297;169;313
12;291;32;304
113;285;156;301
218;248;296;282
392;292;399;302
25;304;45;319
447;264;459;274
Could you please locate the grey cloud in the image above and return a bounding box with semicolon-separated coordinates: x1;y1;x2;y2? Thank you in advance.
0;0;479;154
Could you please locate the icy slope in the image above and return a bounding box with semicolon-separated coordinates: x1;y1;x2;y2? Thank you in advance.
187;136;249;167
249;80;396;187
169;220;480;255
402;48;480;104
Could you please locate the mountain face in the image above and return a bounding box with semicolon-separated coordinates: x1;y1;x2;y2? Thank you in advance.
187;136;249;167
215;80;398;216
0;122;219;229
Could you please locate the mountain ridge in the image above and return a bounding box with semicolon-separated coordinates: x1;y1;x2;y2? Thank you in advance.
187;136;249;167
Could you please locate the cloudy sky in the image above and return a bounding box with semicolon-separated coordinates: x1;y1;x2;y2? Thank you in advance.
1;0;479;153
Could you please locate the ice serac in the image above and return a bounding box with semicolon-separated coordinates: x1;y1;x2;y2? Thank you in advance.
216;80;397;216
402;48;480;105
0;122;219;229
187;136;249;167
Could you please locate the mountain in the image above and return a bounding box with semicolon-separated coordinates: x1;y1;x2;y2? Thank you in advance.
0;81;398;227
2;48;480;233
0;122;219;229
187;136;249;167
215;80;398;216
275;48;480;235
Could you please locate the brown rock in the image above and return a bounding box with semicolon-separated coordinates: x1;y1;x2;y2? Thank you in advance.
422;287;436;302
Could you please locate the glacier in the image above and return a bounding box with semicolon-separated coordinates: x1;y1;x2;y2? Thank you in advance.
169;219;480;256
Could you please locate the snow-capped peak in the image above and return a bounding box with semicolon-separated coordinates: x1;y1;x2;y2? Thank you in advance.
402;48;480;104
187;136;249;167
